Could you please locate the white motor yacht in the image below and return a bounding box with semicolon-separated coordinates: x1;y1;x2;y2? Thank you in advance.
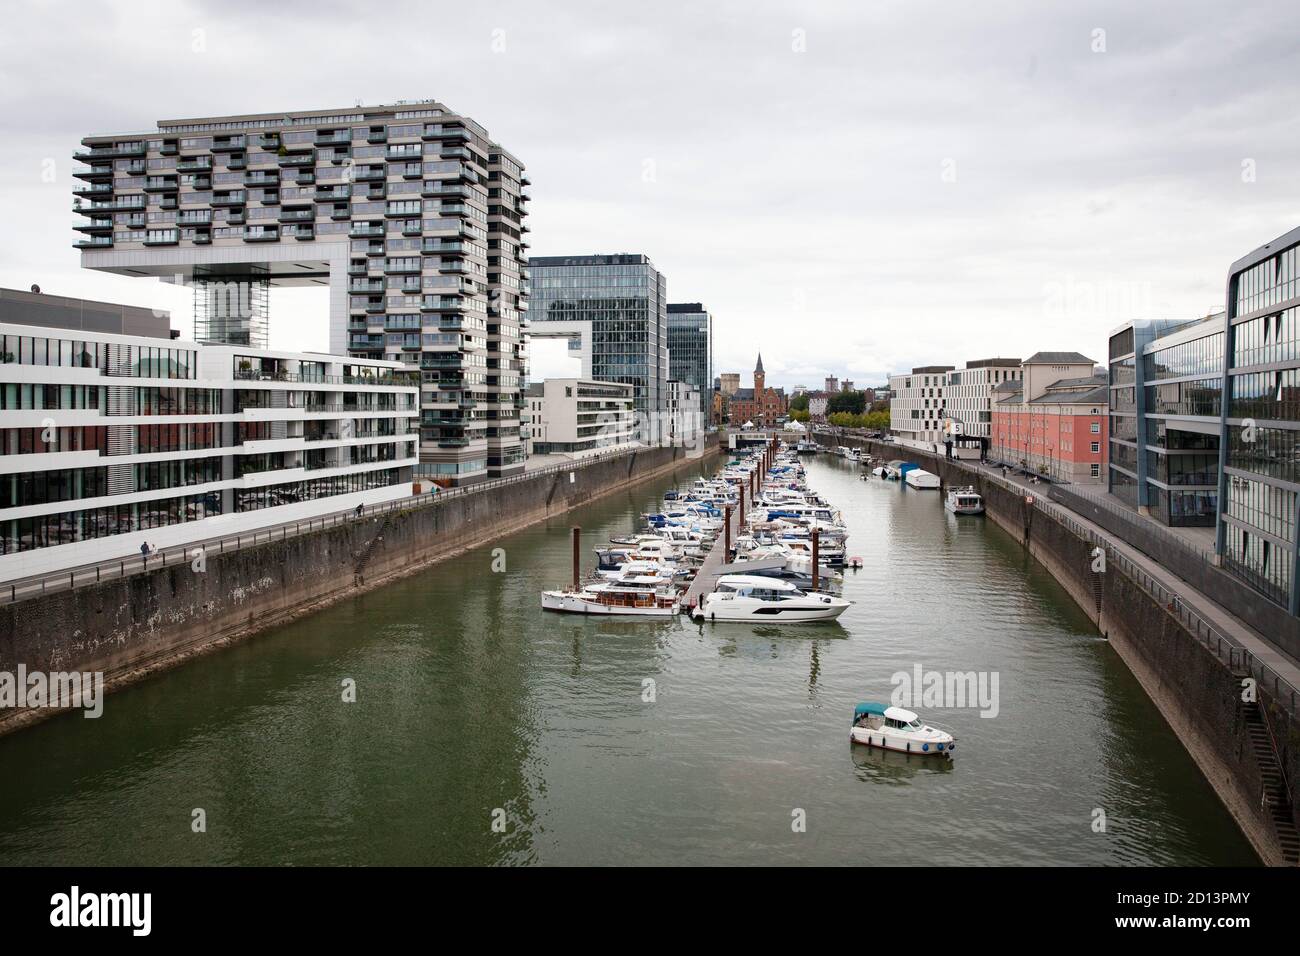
691;574;851;622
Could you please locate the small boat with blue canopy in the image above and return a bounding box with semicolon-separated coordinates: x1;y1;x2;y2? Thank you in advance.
849;702;955;756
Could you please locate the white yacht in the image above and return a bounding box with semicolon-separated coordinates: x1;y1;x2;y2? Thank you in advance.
542;563;682;616
945;486;984;515
691;574;851;622
849;702;955;756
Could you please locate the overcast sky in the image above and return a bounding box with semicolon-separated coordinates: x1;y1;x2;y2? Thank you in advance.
1;0;1297;388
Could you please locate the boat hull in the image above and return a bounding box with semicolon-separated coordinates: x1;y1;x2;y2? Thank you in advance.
692;595;849;622
849;726;955;755
541;590;679;616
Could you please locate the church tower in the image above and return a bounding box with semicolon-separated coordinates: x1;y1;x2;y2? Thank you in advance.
754;353;765;395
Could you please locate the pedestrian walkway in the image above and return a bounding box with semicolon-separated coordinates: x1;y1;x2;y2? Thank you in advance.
964;459;1300;699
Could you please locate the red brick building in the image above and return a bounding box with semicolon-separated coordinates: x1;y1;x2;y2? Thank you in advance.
990;352;1108;483
727;354;787;426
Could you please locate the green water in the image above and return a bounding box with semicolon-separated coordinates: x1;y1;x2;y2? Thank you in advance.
0;456;1257;865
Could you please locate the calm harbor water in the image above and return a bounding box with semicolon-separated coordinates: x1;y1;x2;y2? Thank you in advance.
0;455;1257;865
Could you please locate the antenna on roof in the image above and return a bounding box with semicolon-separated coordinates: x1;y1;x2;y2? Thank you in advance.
30;284;40;294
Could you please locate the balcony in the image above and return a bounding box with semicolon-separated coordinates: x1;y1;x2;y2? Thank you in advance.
257;133;281;149
277;152;315;167
74;218;113;234
143;230;179;246
212;136;246;152
422;182;470;199
176;158;213;173
73;236;114;249
384;203;422;219
73;143;144;162
74;198;145;214
423;125;470;142
244;228;280;242
349;223;384;238
245;171;280;186
143;176;178;192
72;183;113;199
315;131;351;147
277;207;314;223
353;166;385;181
212;190;247;206
366;130;388;144
72;164;113;181
315;186;351;202
286;225;315;241
177;212;212;225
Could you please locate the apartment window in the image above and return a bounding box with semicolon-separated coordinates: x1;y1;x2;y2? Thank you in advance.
1090;463;1101;478
1091;442;1101;453
1090;422;1101;433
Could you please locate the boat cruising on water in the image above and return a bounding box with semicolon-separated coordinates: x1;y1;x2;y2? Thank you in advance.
945;486;984;515
691;574;851;622
849;702;955;755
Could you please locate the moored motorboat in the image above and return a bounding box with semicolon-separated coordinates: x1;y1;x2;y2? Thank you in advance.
849;702;955;755
691;574;851;622
945;486;984;515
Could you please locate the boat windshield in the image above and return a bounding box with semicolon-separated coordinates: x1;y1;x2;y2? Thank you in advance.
907;718;923;730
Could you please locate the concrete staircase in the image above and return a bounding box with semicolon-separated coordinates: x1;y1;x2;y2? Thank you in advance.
353;513;393;583
1243;701;1299;864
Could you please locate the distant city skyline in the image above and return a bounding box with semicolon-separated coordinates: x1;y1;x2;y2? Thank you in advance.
1;1;1296;389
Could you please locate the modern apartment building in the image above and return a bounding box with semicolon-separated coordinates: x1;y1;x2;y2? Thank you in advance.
824;376;839;393
990;352;1107;482
666;379;703;444
521;378;636;458
73;100;528;486
888;366;954;445
666;302;713;428
942;358;1021;440
0;309;419;579
527;254;668;438
1107;314;1224;527
1218;225;1300;611
0;287;172;338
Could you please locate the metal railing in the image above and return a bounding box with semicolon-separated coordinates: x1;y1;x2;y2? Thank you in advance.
0;442;712;608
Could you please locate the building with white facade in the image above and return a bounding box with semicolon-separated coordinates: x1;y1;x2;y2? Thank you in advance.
521;378;636;458
666;379;703;445
942;358;1022;439
889;365;954;445
1;315;419;579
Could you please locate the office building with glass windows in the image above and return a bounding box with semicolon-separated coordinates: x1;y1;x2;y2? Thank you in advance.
73;100;528;486
1107;313;1225;527
527;254;668;438
666;303;712;428
0;299;419;579
1218;225;1300;612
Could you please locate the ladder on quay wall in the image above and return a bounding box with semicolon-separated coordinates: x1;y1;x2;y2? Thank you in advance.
353;513;393;582
1242;700;1299;864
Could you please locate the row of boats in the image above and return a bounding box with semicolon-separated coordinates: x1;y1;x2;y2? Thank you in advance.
540;440;957;758
540;444;854;622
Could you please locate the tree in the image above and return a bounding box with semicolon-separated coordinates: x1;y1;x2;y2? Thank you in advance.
789;408;810;422
789;393;810;412
827;390;866;416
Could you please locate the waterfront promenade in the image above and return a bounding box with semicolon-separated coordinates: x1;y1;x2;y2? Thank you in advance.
826;429;1300;713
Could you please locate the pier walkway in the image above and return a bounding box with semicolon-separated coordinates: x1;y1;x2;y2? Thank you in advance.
682;503;743;608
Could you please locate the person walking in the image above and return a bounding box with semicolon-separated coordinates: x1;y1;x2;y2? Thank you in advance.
354;503;364;518
140;541;150;558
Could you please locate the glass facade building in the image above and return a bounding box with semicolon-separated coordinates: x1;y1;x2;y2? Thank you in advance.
1218;226;1300;611
1107;314;1224;527
666;303;712;426
527;255;668;434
